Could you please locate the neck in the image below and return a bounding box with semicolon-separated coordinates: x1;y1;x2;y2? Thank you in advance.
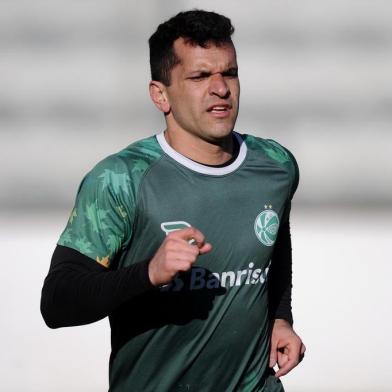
164;129;234;166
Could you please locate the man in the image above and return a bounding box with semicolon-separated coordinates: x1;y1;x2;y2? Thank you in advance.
41;10;305;391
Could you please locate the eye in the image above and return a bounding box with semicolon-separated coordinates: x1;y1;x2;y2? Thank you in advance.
189;76;206;81
188;72;210;81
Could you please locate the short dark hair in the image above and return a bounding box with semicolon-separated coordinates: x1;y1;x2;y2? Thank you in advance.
149;10;235;85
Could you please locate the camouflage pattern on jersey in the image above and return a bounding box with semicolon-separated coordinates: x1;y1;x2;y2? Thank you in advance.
58;136;163;267
243;134;299;198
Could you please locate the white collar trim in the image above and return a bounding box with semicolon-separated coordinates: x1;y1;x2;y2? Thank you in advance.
156;131;247;176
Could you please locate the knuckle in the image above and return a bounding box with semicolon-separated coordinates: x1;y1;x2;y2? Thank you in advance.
164;238;177;250
164;235;175;243
196;229;204;239
166;232;178;240
190;227;201;238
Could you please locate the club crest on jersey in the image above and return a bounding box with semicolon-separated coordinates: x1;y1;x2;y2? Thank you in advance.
254;207;279;246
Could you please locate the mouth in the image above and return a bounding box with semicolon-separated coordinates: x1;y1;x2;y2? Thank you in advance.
207;104;232;117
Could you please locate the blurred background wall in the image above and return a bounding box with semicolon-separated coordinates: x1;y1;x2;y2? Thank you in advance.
1;1;391;391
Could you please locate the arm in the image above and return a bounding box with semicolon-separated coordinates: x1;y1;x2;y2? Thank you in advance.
268;218;293;325
40;245;153;328
41;227;212;329
40;157;144;328
41;154;212;329
268;218;305;377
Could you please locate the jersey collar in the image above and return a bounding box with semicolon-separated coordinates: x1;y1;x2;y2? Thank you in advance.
156;131;247;176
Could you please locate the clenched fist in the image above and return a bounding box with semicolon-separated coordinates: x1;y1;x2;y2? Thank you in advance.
148;227;212;287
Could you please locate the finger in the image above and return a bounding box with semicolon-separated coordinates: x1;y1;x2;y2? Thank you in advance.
277;349;289;368
164;249;200;268
269;340;278;368
275;344;301;378
176;260;195;272
269;351;277;369
275;360;293;378
164;237;200;255
198;242;212;254
168;227;206;248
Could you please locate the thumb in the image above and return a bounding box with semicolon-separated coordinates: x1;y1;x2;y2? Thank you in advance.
198;242;212;254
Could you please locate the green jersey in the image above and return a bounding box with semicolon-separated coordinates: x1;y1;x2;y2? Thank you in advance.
58;132;298;391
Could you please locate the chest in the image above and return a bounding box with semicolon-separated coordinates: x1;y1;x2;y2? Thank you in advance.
123;161;291;273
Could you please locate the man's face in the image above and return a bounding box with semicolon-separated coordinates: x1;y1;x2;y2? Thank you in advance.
164;38;240;142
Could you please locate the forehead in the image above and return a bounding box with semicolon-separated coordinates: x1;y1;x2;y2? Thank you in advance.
173;38;237;72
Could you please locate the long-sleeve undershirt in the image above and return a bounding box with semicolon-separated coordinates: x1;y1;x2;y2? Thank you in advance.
40;245;154;328
40;218;293;329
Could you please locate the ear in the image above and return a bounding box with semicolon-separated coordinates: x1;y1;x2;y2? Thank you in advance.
149;81;171;113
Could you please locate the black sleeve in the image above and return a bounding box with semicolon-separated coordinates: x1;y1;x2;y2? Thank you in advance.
268;218;293;325
40;245;155;329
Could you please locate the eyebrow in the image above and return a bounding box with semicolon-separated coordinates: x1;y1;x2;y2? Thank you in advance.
187;67;238;78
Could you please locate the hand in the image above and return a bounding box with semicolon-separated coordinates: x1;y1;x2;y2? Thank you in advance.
148;227;212;287
269;318;306;378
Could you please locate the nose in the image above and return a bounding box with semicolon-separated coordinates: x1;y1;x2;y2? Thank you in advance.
208;73;230;98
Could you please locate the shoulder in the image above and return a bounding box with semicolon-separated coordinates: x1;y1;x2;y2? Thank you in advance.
242;133;299;196
243;133;297;168
93;135;163;176
242;134;293;162
81;135;164;193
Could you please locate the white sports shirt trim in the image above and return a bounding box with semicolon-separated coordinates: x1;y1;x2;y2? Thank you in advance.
156;131;247;176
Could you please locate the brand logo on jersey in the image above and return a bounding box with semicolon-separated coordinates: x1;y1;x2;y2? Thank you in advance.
160;220;196;246
160;262;271;292
254;207;279;246
161;221;191;234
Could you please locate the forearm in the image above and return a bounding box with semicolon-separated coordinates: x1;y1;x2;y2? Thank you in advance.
40;245;154;328
271;284;292;324
268;218;293;325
